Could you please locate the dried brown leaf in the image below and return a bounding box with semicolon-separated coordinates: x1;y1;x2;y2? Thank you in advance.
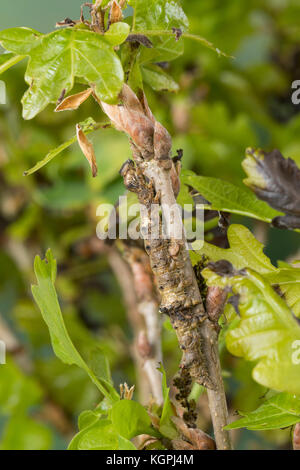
243;148;300;229
55;88;93;112
110;0;123;24
172;416;216;450
76;124;98;177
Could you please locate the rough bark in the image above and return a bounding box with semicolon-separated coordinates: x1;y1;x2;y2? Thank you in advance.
99;85;232;449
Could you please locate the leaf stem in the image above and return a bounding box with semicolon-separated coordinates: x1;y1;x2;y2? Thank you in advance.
131;29;232;57
0;54;26;75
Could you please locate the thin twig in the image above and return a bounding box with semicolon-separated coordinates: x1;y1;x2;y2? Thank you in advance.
131;29;233;58
121;242;163;405
85;238;163;404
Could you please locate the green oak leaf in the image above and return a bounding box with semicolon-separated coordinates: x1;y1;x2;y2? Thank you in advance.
264;267;300;318
69;416;137;450
110;400;158;439
192;224;300;317
0;27;42;54
31;249;119;403
202;266;300;395
78;410;101;431
68;419;120;450
130;0;189;63
142;64;179;92
181;169;281;223
225;393;300;431
0;28;124;119
104;22;130;46
121;42;143;92
191;224;276;274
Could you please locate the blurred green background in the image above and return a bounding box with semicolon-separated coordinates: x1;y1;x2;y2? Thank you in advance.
0;0;299;450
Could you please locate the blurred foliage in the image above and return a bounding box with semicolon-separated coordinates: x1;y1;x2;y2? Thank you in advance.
0;0;299;449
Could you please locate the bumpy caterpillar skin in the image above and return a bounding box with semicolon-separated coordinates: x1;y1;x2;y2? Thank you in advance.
104;84;216;389
101;83;232;449
120;157;214;389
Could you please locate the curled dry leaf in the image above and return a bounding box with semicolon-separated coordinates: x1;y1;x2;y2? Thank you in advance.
243;148;300;229
101;87;155;160
110;0;123;24
206;285;227;323
100;84;180;193
76;124;98;177
55;88;93;112
171;416;216;450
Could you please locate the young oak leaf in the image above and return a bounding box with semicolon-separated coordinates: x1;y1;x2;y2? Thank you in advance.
202;263;300;395
181;169;280;223
76;124;98;177
55;88;93;112
0;27;42;54
264;267;300;318
0;27;124;119
243;148;300;229
192;225;300;318
104;22;130;46
129;0;189;63
32;249;119;403
142;64;179;92
191;224;276;274
225;393;300;431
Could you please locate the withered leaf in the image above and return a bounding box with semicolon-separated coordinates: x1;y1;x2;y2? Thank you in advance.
172;27;183;41
171;417;216;450
110;0;123;24
55;88;93;112
243;148;300;229
126;34;153;49
76;124;98;177
207;260;244;277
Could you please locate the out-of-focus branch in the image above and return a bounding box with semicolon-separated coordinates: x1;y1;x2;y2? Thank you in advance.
121;242;163;405
81;238;163;405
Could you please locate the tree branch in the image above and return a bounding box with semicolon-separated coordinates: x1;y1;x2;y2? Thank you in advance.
83;238;163;404
99;85;232;449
